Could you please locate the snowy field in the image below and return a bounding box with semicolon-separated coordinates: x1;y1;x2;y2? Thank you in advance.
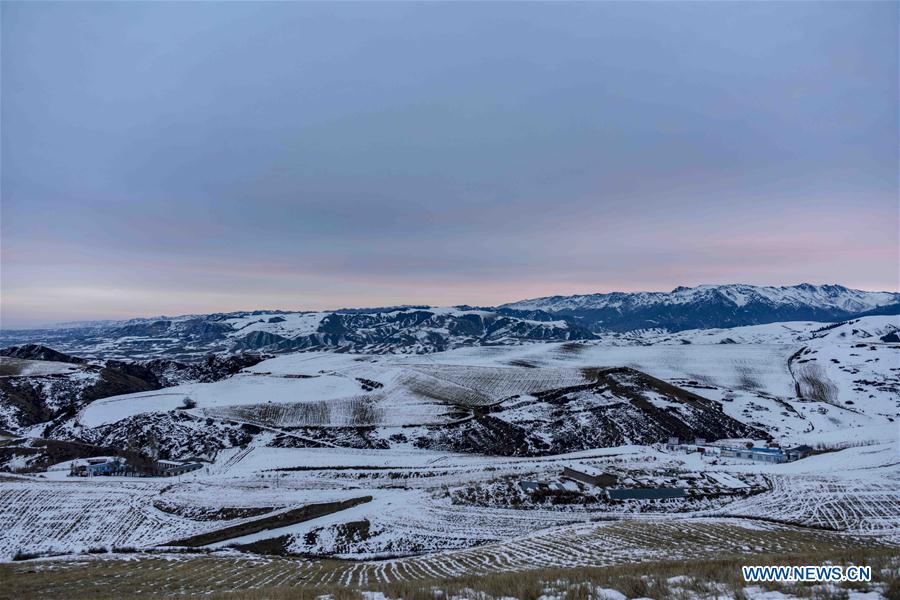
3;437;897;562
1;315;897;598
78;356;593;429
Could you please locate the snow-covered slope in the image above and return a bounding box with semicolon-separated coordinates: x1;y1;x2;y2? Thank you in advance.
34;315;892;465
56;350;762;461
395;315;899;445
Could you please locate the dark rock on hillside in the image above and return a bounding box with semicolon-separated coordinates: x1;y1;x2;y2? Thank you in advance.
0;361;162;432
93;363;161;398
103;361;163;388
0;379;61;428
416;367;766;456
0;348;264;432
0;344;85;364
70;411;252;461
535;303;866;334
113;319;173;337
142;352;266;385
175;319;234;341
197;353;267;380
853;303;900;318
113;318;232;343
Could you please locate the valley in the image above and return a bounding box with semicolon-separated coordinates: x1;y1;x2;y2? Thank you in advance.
0;295;898;599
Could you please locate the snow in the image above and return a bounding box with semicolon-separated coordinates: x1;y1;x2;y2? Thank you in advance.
79;371;371;427
568;463;606;478
504;283;899;313
400;340;799;398
223;311;326;338
3;313;900;588
708;472;748;489
79;353;596;429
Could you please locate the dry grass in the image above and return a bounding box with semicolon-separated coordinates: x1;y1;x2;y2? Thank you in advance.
795;363;839;405
1;546;896;600
207;396;385;427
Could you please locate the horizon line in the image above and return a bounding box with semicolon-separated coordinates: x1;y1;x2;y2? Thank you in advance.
3;281;897;331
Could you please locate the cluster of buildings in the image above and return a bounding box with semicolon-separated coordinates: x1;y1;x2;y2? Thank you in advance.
520;447;789;501
520;463;689;501
69;457;205;478
664;438;813;463
70;457;131;477
518;480;579;494
562;463;687;500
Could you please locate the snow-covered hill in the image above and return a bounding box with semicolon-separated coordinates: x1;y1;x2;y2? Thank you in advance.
52;354;759;460
10;315;887;466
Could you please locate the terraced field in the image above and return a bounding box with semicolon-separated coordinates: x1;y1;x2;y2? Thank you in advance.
5;440;898;562
719;474;900;542
205;395;386;428
0;480;194;559
0;476;373;560
401;365;590;406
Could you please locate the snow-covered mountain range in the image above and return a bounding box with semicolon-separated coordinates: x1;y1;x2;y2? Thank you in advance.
505;283;897;312
502;283;899;332
1;284;895;360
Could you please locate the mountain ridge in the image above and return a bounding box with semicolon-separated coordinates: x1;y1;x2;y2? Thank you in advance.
501;283;899;332
502;283;897;312
1;284;896;359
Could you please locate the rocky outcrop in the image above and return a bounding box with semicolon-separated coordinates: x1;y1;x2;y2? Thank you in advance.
141;353;266;385
0;363;159;432
69;411;252;461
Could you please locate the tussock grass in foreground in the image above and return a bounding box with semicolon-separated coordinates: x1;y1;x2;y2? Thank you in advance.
2;547;896;600
359;549;896;600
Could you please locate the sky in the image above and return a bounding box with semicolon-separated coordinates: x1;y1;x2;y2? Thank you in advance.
2;2;898;328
